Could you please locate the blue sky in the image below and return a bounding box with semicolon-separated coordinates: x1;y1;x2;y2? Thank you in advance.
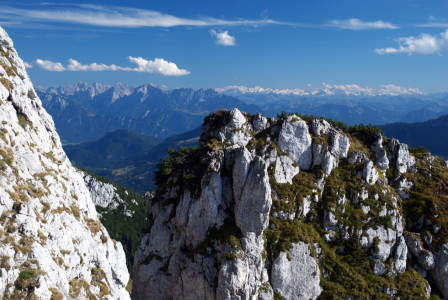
1;0;447;92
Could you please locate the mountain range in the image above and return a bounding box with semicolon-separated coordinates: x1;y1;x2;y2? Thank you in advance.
38;82;448;147
37;82;261;143
223;89;448;125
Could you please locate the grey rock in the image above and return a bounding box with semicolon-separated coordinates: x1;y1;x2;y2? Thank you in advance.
277;116;313;170
430;244;448;298
418;251;435;270
329;130;350;159
373;259;387;276
271;242;322;300
352;188;368;204
0;26;129;299
310;119;331;137
396;178;413;200
274;155;300;184
251;113;268;132
217;258;248;300
235;157;272;235
312;143;337;175
186;172;222;248
363;161;379;185
404;232;424;257
394;236;407;274
388;139;415;175
422;231;433;246
348;151;368;165
382;287;397;296
362;226;397;262
361;204;370;214
371;135;389;171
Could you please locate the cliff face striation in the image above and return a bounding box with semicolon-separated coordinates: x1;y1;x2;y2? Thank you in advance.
133;108;448;299
0;27;129;299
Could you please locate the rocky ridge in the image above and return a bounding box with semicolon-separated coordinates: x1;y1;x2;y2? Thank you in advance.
0;27;129;298
133;108;448;299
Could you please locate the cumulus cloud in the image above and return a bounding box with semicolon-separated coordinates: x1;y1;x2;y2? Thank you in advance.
127;57;190;75
375;29;448;55
210;30;236;46
66;59;123;71
23;62;33;69
329;18;398;30
34;57;190;76
35;59;65;71
0;4;279;28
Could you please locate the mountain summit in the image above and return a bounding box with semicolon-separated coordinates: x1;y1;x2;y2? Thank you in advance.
133;108;448;299
0;27;129;298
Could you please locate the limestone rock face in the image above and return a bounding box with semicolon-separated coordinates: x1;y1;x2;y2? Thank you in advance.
371;135;389;171
271;242;322;300
82;172;137;217
0;27;129;299
277;116;313;170
363;161;379;185
388;139;415;175
133;108;448;299
273;155;300;184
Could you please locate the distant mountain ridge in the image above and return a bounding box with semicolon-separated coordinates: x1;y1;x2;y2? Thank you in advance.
64;129;161;168
37;82;261;143
220;89;448;126
217;83;427;97
380;114;448;158
64;128;201;193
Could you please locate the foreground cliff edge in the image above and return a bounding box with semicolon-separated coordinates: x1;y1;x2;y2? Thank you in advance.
0;27;130;299
133;108;448;299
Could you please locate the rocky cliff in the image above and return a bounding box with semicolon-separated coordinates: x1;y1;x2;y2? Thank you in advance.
82;169;151;271
0;27;130;299
133;108;448;299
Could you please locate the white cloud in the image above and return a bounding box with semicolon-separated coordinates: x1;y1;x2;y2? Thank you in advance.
34;57;190;76
127;57;190;76
0;4;279;28
329;18;398;30
23;62;33;69
416;23;448;28
66;59;122;71
417;16;448;28
375;29;448;55
35;59;65;71
210;30;235;46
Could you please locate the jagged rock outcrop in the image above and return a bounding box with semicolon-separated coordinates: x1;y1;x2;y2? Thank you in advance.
134;108;448;299
0;27;129;299
83;172;136;217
